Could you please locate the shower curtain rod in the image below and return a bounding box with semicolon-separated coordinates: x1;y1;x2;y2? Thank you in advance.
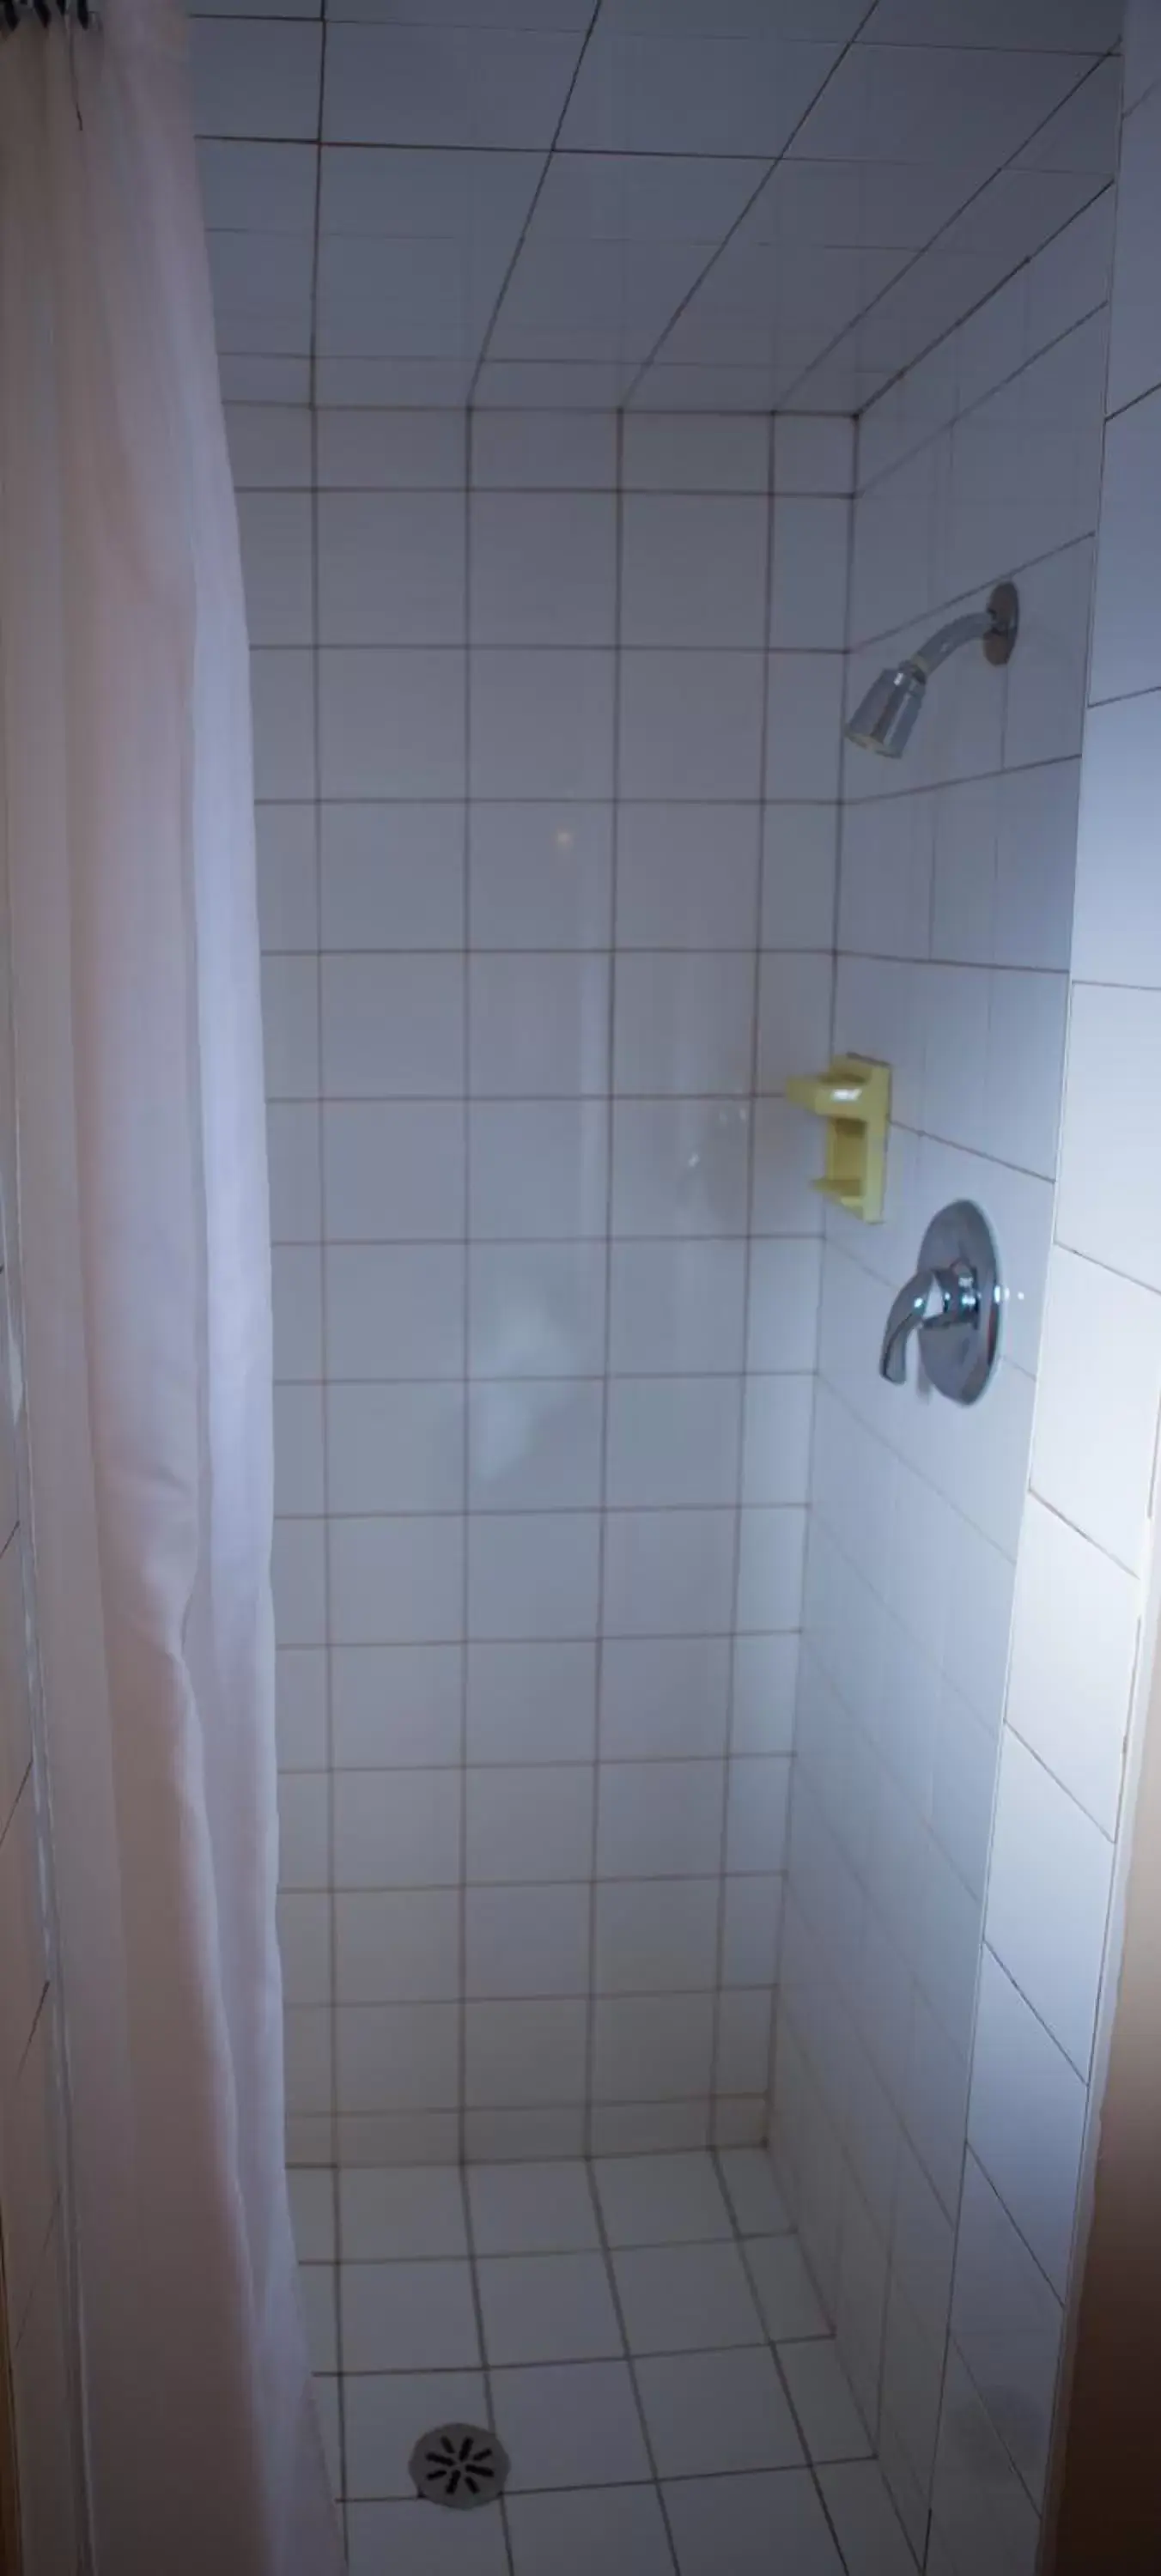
2;0;92;32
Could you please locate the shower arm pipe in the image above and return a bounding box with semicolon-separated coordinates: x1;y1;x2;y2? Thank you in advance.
898;580;1019;682
905;608;994;678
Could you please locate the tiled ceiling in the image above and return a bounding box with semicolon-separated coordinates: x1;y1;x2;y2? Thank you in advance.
191;0;1123;414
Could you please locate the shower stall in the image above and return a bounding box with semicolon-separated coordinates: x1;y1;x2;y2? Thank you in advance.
206;3;1148;2565
8;0;1161;2569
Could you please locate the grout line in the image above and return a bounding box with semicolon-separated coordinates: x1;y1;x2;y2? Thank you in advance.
264;941;830;957
617;1;883;410
270;1088;833;1104
707;411;776;2142
322;2227;789;2271
270;1242;816;1257
459;2172;519;2576
262;1067;1063;1107
806;1366;1026;1586
280;1626;800;1650
255;791;852;805
285;1896;785;1916
465;0;605;406
305;0;350;2535
456;415;474;2178
336;2454;878;2491
267;941;831;956
254;637;838;657
280;1750;795;1777
580;2160;683;2575
773;55;1120;418
274;1366;816;1387
304;0;350;2543
846;529;1098;665
582;404;623;2157
855;289;1113;499
713;2147;862;2576
193;22;1115;57
759;412;854;2247
235;478;842;501
326;2333;872;2376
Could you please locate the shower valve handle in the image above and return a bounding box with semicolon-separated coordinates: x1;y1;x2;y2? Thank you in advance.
877;1201;1001;1406
879;1261;978;1384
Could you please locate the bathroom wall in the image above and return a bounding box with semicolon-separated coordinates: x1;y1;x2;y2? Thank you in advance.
769;188;1115;2560
242;403;848;2167
0;863;79;2567
928;10;1161;2570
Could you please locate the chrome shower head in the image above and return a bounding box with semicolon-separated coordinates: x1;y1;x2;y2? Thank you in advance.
845;580;1018;761
845;659;926;756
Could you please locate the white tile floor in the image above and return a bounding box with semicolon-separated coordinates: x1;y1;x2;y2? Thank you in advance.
293;2148;921;2576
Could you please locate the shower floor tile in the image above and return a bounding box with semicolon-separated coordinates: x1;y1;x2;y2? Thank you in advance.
296;2146;919;2573
507;2484;673;2576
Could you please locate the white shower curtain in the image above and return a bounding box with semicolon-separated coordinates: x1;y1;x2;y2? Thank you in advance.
0;5;343;2572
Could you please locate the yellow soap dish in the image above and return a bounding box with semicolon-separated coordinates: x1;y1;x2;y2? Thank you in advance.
785;1054;891;1224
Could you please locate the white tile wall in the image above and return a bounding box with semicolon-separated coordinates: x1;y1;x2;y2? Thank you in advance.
925;20;1161;2573
251;410;847;2162
770;196;1114;2564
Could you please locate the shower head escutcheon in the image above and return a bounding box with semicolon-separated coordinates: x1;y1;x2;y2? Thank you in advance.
845;579;1018;759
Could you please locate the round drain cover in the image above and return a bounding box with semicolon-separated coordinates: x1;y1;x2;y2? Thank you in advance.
409;2422;510;2512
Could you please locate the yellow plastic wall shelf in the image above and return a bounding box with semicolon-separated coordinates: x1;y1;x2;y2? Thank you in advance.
785;1054;891;1224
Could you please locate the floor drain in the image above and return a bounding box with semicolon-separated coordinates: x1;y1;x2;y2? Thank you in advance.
409;2423;510;2511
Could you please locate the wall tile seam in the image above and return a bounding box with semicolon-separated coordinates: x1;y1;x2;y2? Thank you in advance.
840;748;1085;811
846;528;1101;664
234;480;854;502
988;1714;1122;2017
255;792;844;813
279;1631;802;1649
282;1760;794;1782
256;640;842;662
271;1230;814;1249
828;949;1070;979
775;94;1116;434
303;124;350;2554
930;2328;1050;2542
813;1113;1063;1192
276;1360;815;1384
782;1883;970;2069
789;1732;982;1912
304;2087;732;2111
763;417;847;2132
770;2044;910;2470
780;1807;983;2070
809;1370;1033;1554
1088;671;1161;714
966;1947;1100;2240
266;943;805;957
289;1980;777;2009
282;1869;790;1893
266;1089;824;1107
271;1494;803;1504
455;423;475;2184
775;1977;952;2215
854;280;1115;503
1024;1462;1152;1571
